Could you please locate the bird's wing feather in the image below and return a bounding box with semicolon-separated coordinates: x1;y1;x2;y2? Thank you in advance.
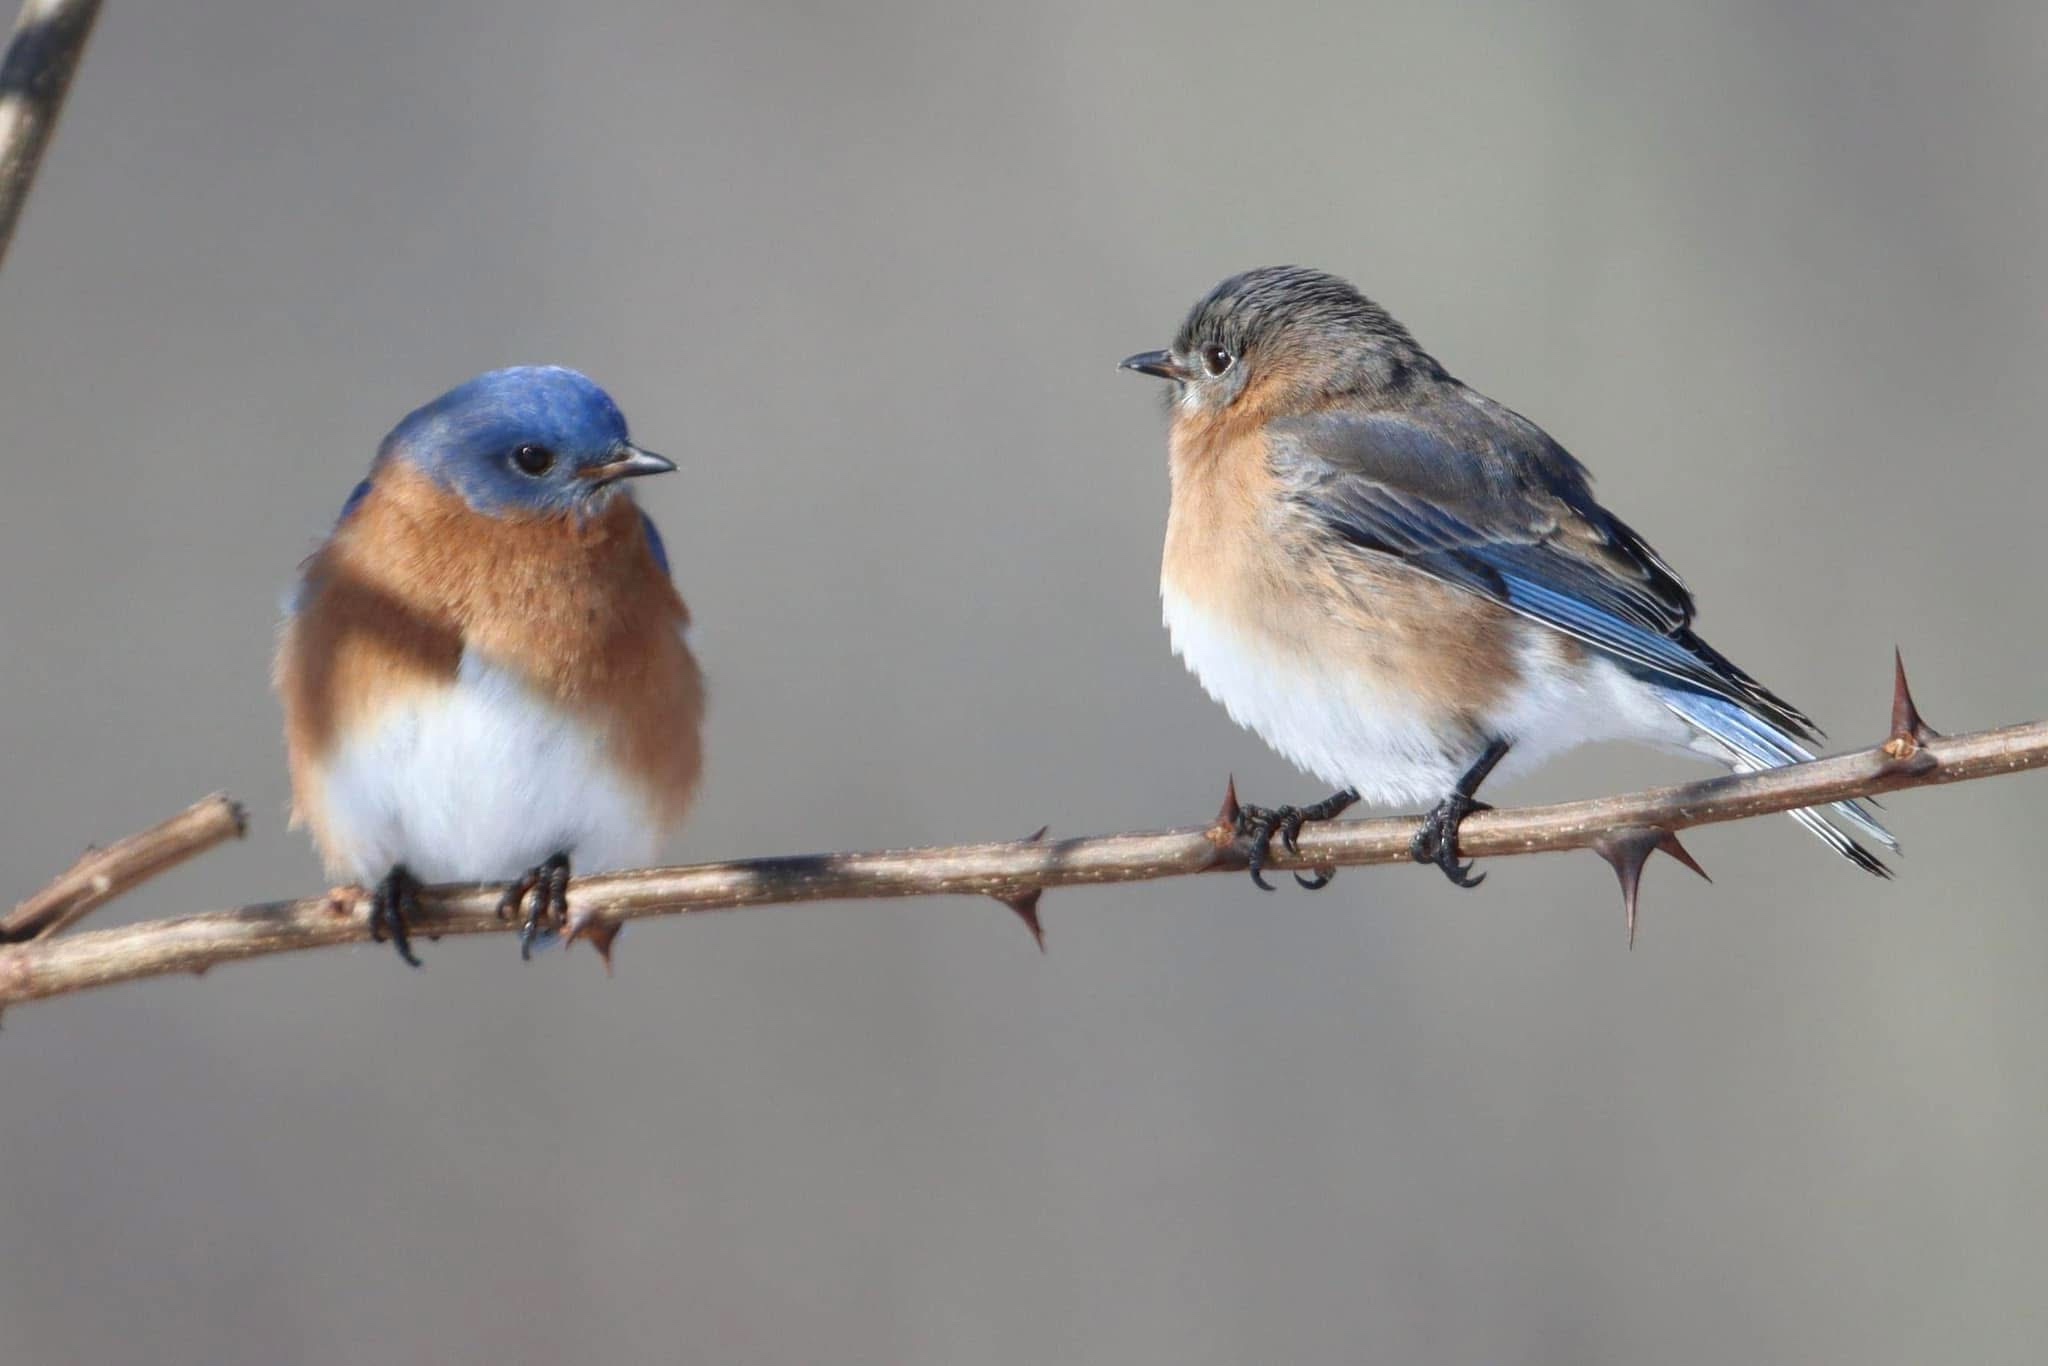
281;479;376;618
335;479;373;529
639;509;670;577
1270;393;1818;738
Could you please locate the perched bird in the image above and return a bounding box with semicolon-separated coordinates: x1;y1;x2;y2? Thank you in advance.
275;367;703;964
1120;266;1895;889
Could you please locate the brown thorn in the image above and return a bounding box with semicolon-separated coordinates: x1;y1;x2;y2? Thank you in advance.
1592;825;1707;949
994;826;1049;951
1883;647;1941;759
1656;830;1712;885
1216;775;1241;831
562;907;623;976
1000;889;1046;952
1206;775;1245;853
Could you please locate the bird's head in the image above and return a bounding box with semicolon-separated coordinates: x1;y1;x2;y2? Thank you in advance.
379;366;673;519
1120;266;1432;423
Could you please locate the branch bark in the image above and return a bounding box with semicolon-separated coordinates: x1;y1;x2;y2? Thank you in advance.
3;713;2043;1009
0;0;101;271
1;794;245;941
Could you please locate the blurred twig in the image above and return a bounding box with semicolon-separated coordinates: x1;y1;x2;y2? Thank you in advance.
1;795;246;942
2;687;2043;1009
0;0;100;271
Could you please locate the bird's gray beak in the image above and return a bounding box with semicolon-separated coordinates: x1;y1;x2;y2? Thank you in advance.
580;443;678;485
1118;349;1194;382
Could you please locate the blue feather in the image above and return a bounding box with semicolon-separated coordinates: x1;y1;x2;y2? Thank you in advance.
1657;687;1898;872
335;478;372;528
640;511;669;576
379;366;633;518
1498;574;1715;690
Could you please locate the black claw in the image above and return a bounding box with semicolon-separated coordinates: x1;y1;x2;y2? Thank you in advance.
1240;806;1281;892
369;866;424;968
1409;737;1510;890
493;872;533;925
1410;793;1492;889
1235;802;1284;891
1233;788;1359;892
1278;809;1305;856
537;856;570;958
1293;868;1333;891
497;852;574;961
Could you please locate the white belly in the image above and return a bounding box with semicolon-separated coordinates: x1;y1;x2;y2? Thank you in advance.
1161;586;1694;807
314;652;664;884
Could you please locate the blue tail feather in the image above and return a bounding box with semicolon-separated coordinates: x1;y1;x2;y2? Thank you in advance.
1656;687;1897;877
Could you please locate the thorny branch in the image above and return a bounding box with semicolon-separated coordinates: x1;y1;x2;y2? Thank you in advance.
1;658;2043;1011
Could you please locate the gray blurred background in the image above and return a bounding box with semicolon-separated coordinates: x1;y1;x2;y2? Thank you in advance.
2;2;2044;1362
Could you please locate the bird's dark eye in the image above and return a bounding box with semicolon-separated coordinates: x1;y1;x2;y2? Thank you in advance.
511;443;556;477
1200;343;1235;377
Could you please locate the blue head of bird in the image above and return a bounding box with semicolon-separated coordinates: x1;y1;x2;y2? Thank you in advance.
378;366;674;518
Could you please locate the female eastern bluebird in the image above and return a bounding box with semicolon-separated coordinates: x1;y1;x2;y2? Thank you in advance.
1121;266;1896;890
275;367;704;964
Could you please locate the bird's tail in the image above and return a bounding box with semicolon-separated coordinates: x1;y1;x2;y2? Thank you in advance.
1655;687;1899;877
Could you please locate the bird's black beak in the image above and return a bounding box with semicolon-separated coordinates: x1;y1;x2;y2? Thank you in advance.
580;443;677;485
1119;349;1194;382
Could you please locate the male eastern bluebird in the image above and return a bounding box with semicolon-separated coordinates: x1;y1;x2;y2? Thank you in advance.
1120;266;1896;890
275;366;704;964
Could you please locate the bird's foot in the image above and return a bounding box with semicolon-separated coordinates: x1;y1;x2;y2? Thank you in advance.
495;852;572;961
368;865;425;968
1236;788;1359;891
1410;794;1491;888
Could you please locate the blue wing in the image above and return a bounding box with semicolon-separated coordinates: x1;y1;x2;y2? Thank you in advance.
1271;397;1820;740
281;480;375;618
640;510;669;576
335;478;372;528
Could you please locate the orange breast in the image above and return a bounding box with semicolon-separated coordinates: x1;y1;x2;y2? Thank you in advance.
276;464;705;846
1159;411;1524;729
